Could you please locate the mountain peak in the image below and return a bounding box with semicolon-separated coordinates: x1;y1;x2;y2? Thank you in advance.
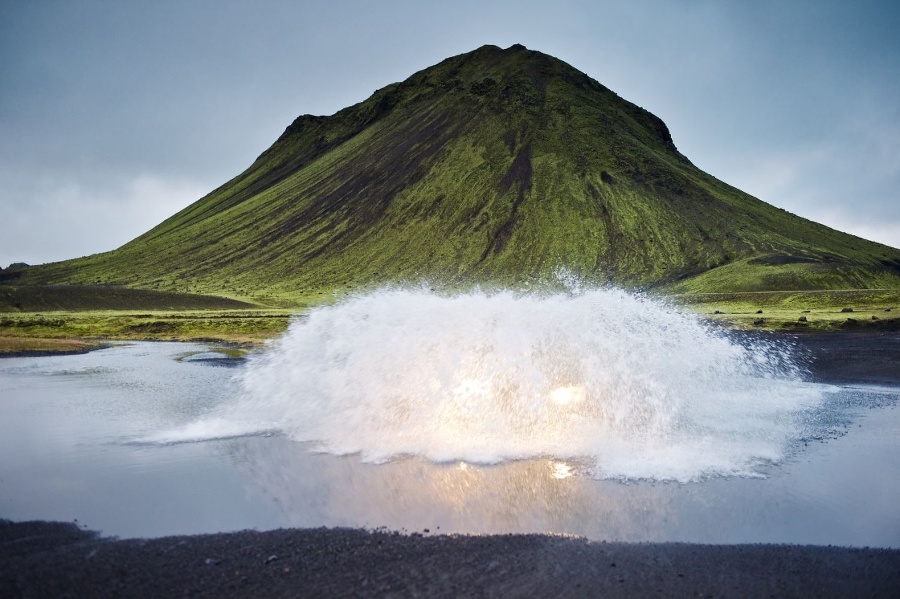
19;46;900;301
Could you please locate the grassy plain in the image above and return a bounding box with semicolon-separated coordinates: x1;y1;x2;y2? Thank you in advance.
2;287;897;356
677;289;900;331
0;309;293;354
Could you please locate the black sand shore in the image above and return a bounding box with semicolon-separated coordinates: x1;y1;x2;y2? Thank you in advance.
3;520;899;598
790;330;900;386
2;331;898;597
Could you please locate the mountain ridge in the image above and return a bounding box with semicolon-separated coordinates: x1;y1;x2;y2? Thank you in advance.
12;43;900;304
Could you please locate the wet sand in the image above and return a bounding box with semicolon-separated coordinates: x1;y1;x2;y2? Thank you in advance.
2;331;899;597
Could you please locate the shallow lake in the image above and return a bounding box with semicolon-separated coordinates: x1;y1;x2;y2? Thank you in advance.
0;338;897;546
1;290;899;546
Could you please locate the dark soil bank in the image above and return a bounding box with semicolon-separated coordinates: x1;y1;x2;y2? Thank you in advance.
2;521;899;598
790;331;900;386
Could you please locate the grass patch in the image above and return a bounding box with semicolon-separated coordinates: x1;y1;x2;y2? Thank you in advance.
0;309;293;346
0;336;101;356
676;289;900;331
1;288;896;351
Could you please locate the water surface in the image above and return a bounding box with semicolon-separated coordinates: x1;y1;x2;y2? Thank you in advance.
1;289;898;545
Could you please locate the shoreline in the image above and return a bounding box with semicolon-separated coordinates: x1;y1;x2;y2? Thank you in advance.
0;336;108;358
0;344;110;359
3;330;897;388
2;520;898;598
1;287;897;357
0;337;257;358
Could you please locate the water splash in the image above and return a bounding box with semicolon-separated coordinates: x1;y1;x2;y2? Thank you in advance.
160;287;826;482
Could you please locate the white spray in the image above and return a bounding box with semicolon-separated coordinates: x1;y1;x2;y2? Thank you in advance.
201;286;824;482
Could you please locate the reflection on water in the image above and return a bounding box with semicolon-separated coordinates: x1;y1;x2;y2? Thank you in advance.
1;338;899;546
224;437;683;540
220;402;900;546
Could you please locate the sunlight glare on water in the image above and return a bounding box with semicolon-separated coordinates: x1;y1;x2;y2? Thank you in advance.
157;286;826;482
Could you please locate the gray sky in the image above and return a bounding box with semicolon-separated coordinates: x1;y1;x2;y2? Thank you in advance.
2;0;898;267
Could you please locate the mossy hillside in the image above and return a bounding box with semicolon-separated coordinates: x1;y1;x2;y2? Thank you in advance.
17;44;900;303
0;284;257;312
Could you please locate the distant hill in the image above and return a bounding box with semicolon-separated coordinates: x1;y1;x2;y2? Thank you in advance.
15;44;900;305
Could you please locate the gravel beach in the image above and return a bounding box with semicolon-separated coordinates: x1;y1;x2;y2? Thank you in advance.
2;331;898;597
3;520;899;598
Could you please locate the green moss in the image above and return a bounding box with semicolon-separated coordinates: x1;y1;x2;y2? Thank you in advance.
0;309;292;345
11;44;900;303
676;289;900;331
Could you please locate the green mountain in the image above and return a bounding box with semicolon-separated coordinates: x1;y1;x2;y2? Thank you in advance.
13;44;900;305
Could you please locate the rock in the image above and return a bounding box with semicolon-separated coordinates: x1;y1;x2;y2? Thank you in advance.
713;310;723;314
753;318;765;325
798;316;807;322
841;307;854;313
204;558;220;566
887;308;893;312
265;554;279;564
756;310;763;314
872;316;879;321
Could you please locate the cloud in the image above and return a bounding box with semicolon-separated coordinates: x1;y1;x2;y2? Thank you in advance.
1;0;898;265
832;221;900;251
1;174;209;267
694;89;900;250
